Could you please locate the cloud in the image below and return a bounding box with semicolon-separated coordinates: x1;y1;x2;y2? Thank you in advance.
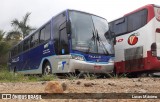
0;0;159;31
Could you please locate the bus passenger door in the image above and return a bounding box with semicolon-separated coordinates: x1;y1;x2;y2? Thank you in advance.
156;28;160;57
54;25;70;73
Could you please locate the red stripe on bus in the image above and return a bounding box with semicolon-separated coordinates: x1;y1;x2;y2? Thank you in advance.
124;4;155;23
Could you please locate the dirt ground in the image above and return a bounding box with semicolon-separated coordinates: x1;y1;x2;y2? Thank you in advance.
0;77;160;102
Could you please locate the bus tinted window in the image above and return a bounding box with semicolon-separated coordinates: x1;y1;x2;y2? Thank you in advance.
110;17;127;36
45;23;51;41
34;32;39;46
30;31;39;48
12;46;18;56
40;23;51;43
110;9;148;36
18;43;23;54
11;50;13;57
128;9;148;32
40;28;45;43
30;35;34;48
23;39;30;51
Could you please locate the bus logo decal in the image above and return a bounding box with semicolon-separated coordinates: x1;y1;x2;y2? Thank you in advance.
43;49;50;54
12;57;19;63
58;61;66;70
116;38;123;43
89;55;101;59
128;34;138;45
44;43;49;49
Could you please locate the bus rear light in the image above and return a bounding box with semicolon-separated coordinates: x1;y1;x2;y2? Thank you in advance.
151;43;157;57
152;51;157;57
156;28;160;33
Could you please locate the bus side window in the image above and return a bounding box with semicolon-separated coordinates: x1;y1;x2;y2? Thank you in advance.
111;17;127;36
11;50;13;57
30;31;39;48
34;32;39;46
45;23;51;41
39;23;51;44
18;43;22;54
12;49;14;57
13;47;18;56
40;28;45;43
30;35;34;48
23;39;30;51
127;9;147;32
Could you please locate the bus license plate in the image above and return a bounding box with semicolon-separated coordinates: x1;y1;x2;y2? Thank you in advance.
94;66;102;70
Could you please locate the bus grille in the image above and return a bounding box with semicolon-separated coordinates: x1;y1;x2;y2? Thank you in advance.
124;46;144;71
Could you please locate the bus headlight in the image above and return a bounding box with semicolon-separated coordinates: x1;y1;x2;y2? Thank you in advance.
108;57;115;63
71;55;85;61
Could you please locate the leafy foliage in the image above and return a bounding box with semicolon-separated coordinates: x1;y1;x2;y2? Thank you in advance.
6;30;22;40
0;30;10;65
0;12;36;66
6;12;36;40
0;30;5;41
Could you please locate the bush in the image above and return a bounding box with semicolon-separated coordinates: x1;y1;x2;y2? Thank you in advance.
0;70;26;82
0;66;57;82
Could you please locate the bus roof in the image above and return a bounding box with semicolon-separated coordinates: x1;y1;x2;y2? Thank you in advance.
124;4;155;22
10;9;108;50
68;9;107;20
109;4;159;24
124;4;154;16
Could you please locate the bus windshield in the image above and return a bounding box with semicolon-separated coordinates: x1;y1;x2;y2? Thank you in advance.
69;11;114;55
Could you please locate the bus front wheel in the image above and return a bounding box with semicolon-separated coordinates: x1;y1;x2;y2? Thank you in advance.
43;62;52;75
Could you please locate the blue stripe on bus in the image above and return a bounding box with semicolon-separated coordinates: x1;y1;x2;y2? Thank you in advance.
18;55;56;72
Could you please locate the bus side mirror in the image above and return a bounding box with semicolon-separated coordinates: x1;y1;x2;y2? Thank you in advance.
104;31;116;45
66;20;71;34
111;32;116;45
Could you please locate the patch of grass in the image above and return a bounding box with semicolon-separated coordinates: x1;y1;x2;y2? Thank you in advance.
0;70;27;82
84;73;97;80
26;75;39;81
0;66;57;82
65;73;79;80
106;73;128;78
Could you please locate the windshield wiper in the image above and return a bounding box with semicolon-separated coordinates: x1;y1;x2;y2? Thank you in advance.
86;31;96;54
95;30;109;55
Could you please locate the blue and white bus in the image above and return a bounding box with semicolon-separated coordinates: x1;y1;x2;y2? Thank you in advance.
8;9;115;75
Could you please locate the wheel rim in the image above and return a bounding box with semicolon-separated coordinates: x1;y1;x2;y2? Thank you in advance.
44;65;51;75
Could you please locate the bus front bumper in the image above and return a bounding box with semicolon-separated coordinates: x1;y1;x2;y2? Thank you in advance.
69;59;114;73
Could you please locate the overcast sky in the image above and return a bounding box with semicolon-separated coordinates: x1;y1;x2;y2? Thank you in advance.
0;0;160;32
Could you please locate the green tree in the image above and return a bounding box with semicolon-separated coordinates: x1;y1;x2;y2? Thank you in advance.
6;30;22;40
0;30;10;65
7;12;36;40
0;30;5;41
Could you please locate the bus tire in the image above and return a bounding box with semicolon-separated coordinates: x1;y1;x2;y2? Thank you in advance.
42;61;52;75
14;67;17;73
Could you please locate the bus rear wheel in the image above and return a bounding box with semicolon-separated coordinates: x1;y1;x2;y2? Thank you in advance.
43;62;52;75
